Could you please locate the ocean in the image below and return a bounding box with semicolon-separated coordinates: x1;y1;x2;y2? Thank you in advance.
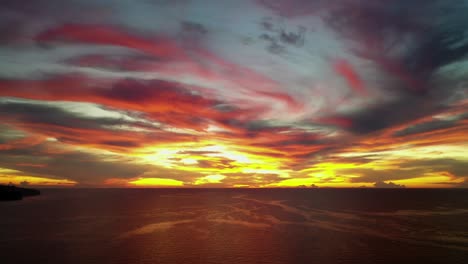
1;188;467;263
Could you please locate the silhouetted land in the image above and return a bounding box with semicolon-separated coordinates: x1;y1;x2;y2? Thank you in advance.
0;184;40;201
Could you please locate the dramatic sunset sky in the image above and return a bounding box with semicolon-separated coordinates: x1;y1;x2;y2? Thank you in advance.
0;0;467;188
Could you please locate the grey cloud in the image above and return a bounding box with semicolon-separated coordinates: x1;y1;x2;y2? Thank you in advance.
279;26;306;47
0;136;206;185
343;158;468;184
179;20;208;45
399;158;468;178
259;17;306;55
0;100;185;150
257;0;326;18
99;140;141;148
344;96;444;134
394;119;456;137
212;104;238;113
321;1;468;136
345;168;428;183
0;100;158;132
0;147;150;184
19;180;29;186
180;21;207;35
196;158;235;170
394;113;467;137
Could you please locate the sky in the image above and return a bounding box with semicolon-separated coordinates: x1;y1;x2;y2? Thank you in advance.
0;0;467;188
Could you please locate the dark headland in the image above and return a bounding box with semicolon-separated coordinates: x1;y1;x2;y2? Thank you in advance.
0;184;40;201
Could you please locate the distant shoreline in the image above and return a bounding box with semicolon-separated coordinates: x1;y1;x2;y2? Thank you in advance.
0;185;41;201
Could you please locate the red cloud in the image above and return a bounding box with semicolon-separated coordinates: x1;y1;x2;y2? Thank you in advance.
0;77;224;131
36;24;185;60
0;134;46;151
2;120;196;153
317;116;353;128
37;24;302;114
0;23;315;159
254;91;303;112
333;59;367;95
227;127;330;161
352;49;425;93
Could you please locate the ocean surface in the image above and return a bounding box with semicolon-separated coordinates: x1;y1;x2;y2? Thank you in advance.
1;188;468;264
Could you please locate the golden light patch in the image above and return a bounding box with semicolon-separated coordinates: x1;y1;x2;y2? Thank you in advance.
392;173;463;188
194;174;226;185
181;158;198;165
132;140;291;182
0;167;76;186
233;184;250;188
129;177;184;187
0;175;76;186
0;168;22;174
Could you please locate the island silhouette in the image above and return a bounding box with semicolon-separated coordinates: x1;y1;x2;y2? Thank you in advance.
0;184;40;201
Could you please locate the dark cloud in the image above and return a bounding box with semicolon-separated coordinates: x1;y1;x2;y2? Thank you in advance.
266;40;286;55
320;1;468;137
0;147;150;184
196;158;235;169
0;99;151;131
346;168;428;183
0;132;206;185
178;20;208;46
19;180;29;186
0;0;110;46
258;17;306;55
341;158;468;185
399;159;468;178
279;26;306;47
0;77;225;130
0;0;105;18
212;104;238;113
99;140;141;148
326;0;468;94
394;119;460;137
0;15;27;45
0;99;200;151
180;21;207;35
101;78;201;105
234;124;330;159
349;98;440;134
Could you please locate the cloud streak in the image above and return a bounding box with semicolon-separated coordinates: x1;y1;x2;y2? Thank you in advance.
0;0;466;187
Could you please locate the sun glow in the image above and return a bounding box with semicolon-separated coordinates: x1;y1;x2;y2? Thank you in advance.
129;177;184;187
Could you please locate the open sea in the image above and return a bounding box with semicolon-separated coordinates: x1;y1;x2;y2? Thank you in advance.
1;188;468;264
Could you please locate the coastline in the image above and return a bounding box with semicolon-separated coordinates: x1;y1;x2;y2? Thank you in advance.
0;185;41;201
